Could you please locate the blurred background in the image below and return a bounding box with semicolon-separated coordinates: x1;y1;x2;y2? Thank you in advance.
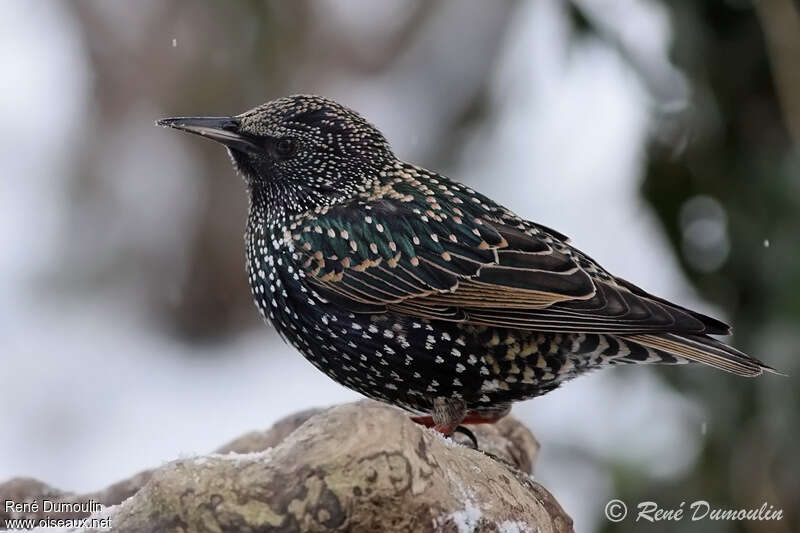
1;0;798;531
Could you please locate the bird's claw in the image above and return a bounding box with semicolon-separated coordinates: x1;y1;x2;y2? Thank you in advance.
453;425;479;449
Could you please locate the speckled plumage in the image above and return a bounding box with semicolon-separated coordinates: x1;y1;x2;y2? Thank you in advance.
158;95;775;431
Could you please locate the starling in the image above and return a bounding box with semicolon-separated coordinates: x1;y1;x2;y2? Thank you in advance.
157;95;776;435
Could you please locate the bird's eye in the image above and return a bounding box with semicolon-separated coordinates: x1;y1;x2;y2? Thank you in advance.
274;138;296;158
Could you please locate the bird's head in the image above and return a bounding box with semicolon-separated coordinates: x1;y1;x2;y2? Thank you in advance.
157;95;394;222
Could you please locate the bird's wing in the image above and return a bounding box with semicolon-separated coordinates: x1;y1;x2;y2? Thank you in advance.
290;199;727;336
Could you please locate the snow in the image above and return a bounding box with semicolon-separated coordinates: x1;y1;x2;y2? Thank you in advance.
434;480;484;533
434;477;538;533
497;521;534;533
446;501;484;533
196;449;276;465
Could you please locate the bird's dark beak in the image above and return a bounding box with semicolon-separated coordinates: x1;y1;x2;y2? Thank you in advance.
156;116;261;153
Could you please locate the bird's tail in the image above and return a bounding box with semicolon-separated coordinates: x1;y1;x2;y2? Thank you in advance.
626;333;783;377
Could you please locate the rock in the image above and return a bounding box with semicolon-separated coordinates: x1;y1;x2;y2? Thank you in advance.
0;401;572;533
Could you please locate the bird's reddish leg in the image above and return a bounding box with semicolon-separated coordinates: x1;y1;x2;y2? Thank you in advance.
411;411;507;435
409;397;467;436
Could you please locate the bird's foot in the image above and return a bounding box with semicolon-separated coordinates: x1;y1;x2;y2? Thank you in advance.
453;425;478;449
412;397;507;449
410;416;479;448
411;403;510;449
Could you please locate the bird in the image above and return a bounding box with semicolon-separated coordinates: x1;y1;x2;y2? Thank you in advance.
157;94;777;437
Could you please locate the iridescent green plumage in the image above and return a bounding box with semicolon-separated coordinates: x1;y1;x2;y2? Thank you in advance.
288;162;739;338
157;94;777;434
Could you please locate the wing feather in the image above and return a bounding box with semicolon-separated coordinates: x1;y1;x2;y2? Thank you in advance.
292;198;730;336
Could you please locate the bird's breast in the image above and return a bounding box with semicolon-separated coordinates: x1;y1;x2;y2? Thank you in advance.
245;225;318;337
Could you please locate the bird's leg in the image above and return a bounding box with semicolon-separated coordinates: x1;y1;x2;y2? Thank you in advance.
411;406;511;429
411;397;467;435
411;399;485;448
409;415;436;426
410;416;479;448
464;403;511;425
411;402;512;449
432;397;467;435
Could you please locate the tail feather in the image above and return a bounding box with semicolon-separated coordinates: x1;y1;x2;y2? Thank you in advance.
628;333;782;377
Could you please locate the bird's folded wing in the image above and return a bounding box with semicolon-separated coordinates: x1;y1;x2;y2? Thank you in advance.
291;201;727;336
